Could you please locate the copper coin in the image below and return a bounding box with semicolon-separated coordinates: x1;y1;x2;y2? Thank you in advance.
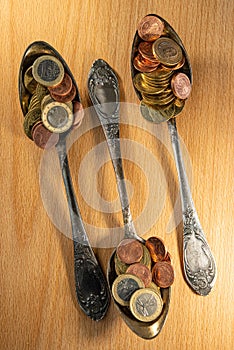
171;72;191;99
32;121;59;149
50;83;76;103
145;236;167;262
117;239;143;264
138;41;159;63
164;251;172;263
126;263;152;287
137;15;164;41
48;73;73;96
133;53;159;73
73;101;84;128
152;261;174;288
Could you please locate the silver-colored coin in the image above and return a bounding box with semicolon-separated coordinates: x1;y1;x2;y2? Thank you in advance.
112;274;144;306
130;288;163;322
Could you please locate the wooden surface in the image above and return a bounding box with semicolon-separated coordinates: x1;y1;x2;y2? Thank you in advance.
0;0;233;349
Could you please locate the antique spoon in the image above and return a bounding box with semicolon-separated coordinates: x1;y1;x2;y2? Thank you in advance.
88;59;170;339
18;41;110;320
131;14;217;296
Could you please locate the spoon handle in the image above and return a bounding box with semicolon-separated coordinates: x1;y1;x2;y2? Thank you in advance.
88;59;141;241
56;137;110;320
168;118;216;295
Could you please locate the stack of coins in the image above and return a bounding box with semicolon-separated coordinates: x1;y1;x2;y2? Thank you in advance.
133;15;192;123
23;55;84;149
112;237;174;323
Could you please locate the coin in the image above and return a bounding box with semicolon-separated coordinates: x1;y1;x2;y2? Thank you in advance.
145;237;167;262
41;94;54;111
137;15;164;41
28;92;41;111
140;101;166;124
72;101;84;129
50;84;76;103
42;101;73;133
114;252;129;275
36;84;48;101
117;238;143;264
148;282;161;296
126;263;152;287
153;37;183;66
32;55;64;87
171;72;191;99
138;41;159;63
164;251;172;263
140;244;152;270
130;288;163;322
48;73;73;96
152;261;175;288
32;121;59;149
112;274;144;306
24;66;38;94
133;53;159;73
23;107;42;139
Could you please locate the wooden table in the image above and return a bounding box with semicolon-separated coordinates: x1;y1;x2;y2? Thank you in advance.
1;1;233;349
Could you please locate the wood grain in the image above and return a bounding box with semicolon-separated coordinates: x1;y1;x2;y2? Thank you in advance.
0;0;233;349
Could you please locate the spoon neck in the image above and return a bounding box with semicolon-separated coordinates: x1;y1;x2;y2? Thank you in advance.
56;139;89;245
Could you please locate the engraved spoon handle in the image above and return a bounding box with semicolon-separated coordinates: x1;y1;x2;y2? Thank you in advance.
168;118;216;295
56;137;110;320
88;59;142;241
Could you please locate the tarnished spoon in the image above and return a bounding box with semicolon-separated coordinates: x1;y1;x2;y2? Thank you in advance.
88;59;170;339
18;41;110;320
131;14;217;296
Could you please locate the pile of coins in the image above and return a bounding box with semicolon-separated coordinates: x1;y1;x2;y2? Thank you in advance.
112;237;174;323
133;15;192;123
23;55;84;149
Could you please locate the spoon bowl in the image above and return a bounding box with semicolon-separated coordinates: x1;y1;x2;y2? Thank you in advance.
19;41;110;320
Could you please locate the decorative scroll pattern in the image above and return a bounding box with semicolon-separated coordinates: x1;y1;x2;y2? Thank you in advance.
183;206;216;295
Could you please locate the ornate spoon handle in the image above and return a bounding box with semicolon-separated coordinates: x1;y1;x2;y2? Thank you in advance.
56;137;110;320
168;118;216;295
88;59;142;241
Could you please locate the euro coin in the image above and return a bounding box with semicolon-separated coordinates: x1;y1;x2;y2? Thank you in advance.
137;15;164;42
171;72;191;99
145;237;167;263
140;244;152;270
117;238;143;264
112;274;144;306
152;261;175;288
130;288;163;322
126;263;152;287
50;84;76;103
152;37;183;67
23;107;42;139
32;55;64;87
32;121;59;149
48;73;73;96
114;252;129;275
42;101;73;133
24;66;37;94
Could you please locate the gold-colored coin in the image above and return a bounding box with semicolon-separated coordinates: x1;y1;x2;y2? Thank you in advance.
174;98;185;108
140;101;167;124
148;282;161;297
24;66;37;94
42;101;73;133
130;288;163;322
144;68;173;81
32;55;64;87
36;84;48;101
112;274;144;306
41;94;73;112
114;253;129;275
153;93;175;106
28;92;41;111
23;107;42;139
140;244;152;270
152;37;183;67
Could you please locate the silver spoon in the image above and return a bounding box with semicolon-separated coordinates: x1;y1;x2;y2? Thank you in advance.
18;41;110;320
131;14;217;296
88;59;170;339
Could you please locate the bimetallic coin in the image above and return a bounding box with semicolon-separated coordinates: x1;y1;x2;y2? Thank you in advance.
153;37;183;66
140;101;166;124
24;66;37;94
126;263;152;287
152;261;175;288
171;72;191;99
48;73;73;96
42;101;73;133
145;237;167;263
50;84;76;103
32;121;59;149
137;15;164;41
130;288;163;322
23;108;42;139
112;274;144;306
117;238;143;264
32;55;64;87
